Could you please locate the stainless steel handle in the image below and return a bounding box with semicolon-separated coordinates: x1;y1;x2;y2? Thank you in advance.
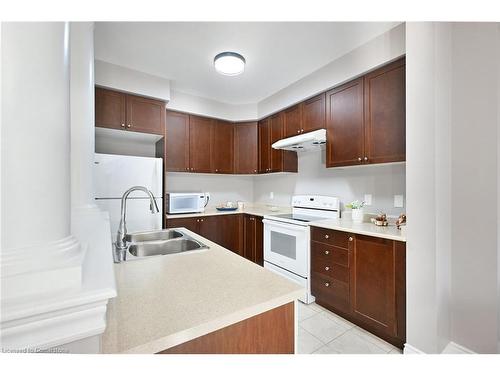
324;234;329;239
349;236;353;242
324;282;330;287
324;250;329;255
358;157;362;161
325;266;330;271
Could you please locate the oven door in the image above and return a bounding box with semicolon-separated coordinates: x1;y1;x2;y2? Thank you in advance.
263;219;310;278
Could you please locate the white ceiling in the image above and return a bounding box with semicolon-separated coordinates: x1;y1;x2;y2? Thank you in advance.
94;22;400;105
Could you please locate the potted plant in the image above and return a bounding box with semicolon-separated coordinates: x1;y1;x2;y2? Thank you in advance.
346;200;365;223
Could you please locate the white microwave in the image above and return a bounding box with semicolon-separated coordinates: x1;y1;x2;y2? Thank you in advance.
166;192;208;214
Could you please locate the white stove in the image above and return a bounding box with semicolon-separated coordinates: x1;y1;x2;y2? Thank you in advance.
263;195;340;303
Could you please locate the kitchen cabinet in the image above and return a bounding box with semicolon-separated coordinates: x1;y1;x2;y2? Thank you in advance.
163;110;190;172
166;217;199;233
363;58;406;164
310;227;406;348
259;115;298;174
301;93;326;133
283;104;302;138
233;122;258;174
197;216;220;244
325;58;405;168
189;115;214;173
219;214;243;255
211;120;234;174
243;215;263;265
95;87;165;135
325;77;365;167
269;113;284;172
258;118;271;173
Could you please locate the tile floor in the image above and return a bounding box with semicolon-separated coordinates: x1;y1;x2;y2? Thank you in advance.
297;301;403;354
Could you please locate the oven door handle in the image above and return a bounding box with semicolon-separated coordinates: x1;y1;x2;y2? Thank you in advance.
262;219;310;232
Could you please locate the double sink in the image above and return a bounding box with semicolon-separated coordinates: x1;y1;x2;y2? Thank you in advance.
116;229;208;262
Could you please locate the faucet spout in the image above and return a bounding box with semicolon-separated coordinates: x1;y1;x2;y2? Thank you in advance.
115;186;159;262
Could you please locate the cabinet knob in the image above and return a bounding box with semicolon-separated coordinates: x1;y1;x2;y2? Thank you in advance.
191;168;194;171
301;129;304;133
200;219;204;222
324;282;330;287
364;156;368;161
297;130;300;134
254;169;257;173
120;123;125;128
215;169;219;172
349;236;353;242
325;266;330;271
186;167;189;171
196;219;199;222
324;234;329;239
358;157;362;162
324;250;329;255
127;124;131;128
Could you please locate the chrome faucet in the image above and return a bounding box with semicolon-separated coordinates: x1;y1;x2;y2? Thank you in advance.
115;186;159;262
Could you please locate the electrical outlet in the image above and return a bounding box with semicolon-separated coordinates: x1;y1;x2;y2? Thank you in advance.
269;191;274;200
364;194;372;206
394;194;404;208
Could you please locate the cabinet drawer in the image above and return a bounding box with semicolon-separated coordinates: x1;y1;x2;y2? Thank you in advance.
311;258;349;283
311;227;350;248
311;241;349;267
311;273;349;312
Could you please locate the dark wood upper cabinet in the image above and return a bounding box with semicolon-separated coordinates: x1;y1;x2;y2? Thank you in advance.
326;77;365;167
351;235;397;338
283;105;302;138
95;87;165;135
269;113;284;172
234;122;258;174
126;94;165;135
212;120;234;174
301;93;326;133
189;115;213;173
95;87;126;130
364;58;406;164
165;110;190;172
258;118;271;173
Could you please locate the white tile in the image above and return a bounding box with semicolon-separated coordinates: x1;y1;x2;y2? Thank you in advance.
297;327;324;354
300;312;349;344
350;327;395;352
312;345;341;354
321;311;355;330
324;330;387;354
388;348;403;354
308;302;327;312
297;302;319;322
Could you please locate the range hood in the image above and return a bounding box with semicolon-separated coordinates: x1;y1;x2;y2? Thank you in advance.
271;129;326;152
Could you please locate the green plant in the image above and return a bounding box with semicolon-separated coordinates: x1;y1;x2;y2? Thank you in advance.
345;200;365;210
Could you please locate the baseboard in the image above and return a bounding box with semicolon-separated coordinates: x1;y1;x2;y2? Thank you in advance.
442;341;476;354
403;343;425;354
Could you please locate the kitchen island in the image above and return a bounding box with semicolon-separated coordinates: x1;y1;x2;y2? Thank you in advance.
102;229;303;354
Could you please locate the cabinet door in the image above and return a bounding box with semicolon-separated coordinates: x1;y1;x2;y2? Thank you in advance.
126;94;165;135
95;87;126;130
219;214;242;255
243;215;256;262
326;77;365;167
165;111;190;172
166;217;199;233
234;122;258;174
351;235;397;337
258;118;271;173
189;115;213;173
301;93;325;133
255;216;263;266
212;120;234;174
283;105;302;138
269;113;284;172
198;216;220;244
364;58;406;164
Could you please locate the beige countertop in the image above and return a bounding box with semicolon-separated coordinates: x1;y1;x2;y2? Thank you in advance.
165;205;291;219
311;218;406;242
101;229;304;354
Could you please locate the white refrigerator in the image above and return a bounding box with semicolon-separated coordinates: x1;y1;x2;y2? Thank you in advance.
93;153;163;238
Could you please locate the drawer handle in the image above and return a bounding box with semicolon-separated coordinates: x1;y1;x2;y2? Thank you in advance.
324;250;329;255
324;234;329;239
349;236;353;242
325;266;330;271
324;282;330;287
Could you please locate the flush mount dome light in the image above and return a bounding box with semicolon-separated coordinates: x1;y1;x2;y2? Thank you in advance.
214;52;245;76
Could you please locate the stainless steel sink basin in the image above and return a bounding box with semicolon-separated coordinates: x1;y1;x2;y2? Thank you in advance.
125;229;184;243
128;238;207;258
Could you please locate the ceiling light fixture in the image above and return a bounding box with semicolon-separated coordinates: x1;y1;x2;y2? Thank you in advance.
214;52;245;76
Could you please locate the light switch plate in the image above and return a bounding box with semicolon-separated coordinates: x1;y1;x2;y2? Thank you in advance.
394;194;404;208
364;194;372;206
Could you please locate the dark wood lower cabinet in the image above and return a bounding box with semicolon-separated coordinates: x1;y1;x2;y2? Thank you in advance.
166;214;261;265
158;302;294;354
310;227;406;348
